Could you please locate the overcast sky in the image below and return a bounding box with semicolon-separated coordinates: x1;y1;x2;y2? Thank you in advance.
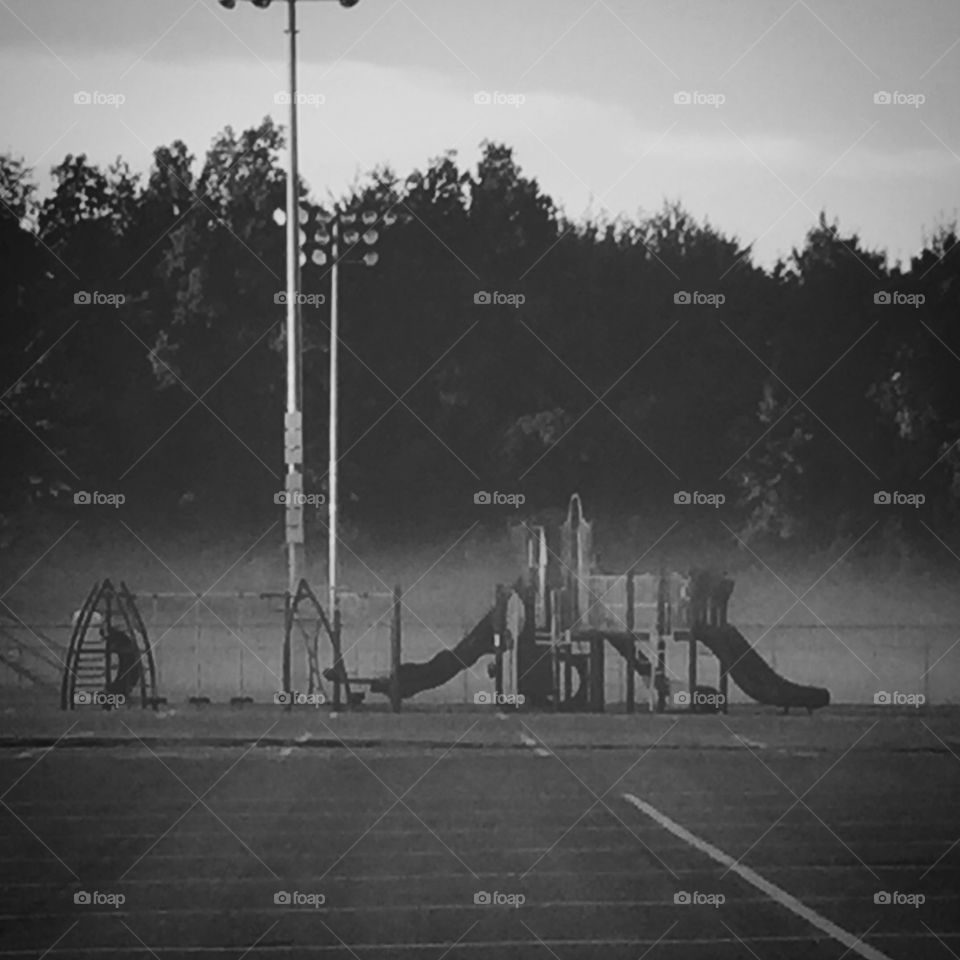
1;0;958;269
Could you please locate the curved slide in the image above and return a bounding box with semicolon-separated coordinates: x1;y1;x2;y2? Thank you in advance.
369;609;497;700
693;624;829;711
369;609;588;706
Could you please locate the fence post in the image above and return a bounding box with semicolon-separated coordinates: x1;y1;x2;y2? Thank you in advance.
550;587;561;710
332;605;343;711
194;598;203;700
717;577;730;714
656;571;668;713
493;584;506;703
625;570;635;714
282;591;292;707
237;595;245;700
390;585;402;713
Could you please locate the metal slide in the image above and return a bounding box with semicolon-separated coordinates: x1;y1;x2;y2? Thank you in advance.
693;623;830;712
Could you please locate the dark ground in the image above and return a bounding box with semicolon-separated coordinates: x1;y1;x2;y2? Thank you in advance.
1;706;958;958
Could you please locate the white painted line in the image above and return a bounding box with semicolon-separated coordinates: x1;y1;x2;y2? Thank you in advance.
1;892;955;921
0;932;946;956
2;862;943;890
623;793;894;960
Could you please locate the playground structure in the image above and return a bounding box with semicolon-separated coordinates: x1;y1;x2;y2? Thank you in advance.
59;578;404;712
488;493;684;712
53;496;828;713
486;495;830;713
381;494;830;713
61;579;159;710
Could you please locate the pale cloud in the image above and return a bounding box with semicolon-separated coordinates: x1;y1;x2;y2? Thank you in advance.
1;39;955;269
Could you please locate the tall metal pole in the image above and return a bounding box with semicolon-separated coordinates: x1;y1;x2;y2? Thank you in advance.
284;0;304;601
328;219;339;621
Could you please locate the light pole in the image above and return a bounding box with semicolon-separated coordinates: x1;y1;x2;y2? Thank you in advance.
217;0;360;608
299;203;394;621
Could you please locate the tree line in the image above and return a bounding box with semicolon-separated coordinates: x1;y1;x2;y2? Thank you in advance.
1;118;957;550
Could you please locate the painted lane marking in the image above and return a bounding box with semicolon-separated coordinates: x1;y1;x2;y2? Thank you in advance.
623;792;894;960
